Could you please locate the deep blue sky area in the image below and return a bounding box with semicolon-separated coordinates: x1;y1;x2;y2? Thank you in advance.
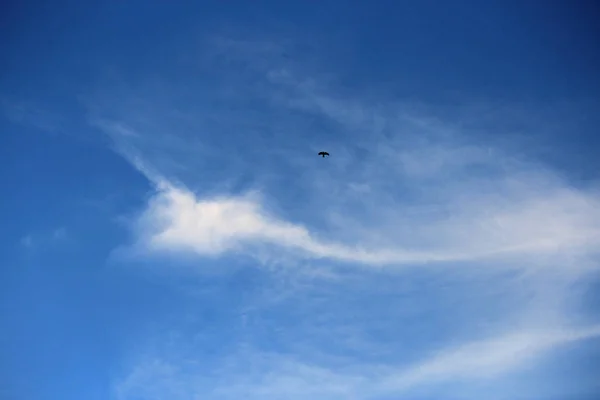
2;0;599;96
1;1;600;400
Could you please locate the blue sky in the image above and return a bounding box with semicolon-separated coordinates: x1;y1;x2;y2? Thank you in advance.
2;1;600;399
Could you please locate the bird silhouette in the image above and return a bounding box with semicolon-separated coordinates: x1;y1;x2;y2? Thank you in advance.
318;151;330;158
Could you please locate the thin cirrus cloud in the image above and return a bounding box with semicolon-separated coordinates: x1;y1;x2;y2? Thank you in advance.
19;227;68;249
94;67;600;268
123;174;600;267
380;325;600;392
86;37;600;399
113;325;600;399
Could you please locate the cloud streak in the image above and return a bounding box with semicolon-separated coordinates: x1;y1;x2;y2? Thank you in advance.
88;37;600;269
19;227;68;249
113;324;600;400
86;34;600;400
381;325;600;392
123;176;600;267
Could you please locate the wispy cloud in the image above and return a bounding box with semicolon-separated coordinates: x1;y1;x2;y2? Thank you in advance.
19;227;68;249
20;235;33;248
52;227;67;240
117;175;600;267
91;54;600;268
381;325;600;392
1;97;64;133
88;35;600;399
113;325;600;400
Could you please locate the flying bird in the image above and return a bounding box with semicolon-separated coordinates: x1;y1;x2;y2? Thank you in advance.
318;151;330;158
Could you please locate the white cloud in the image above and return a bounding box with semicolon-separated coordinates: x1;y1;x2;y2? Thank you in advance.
88;46;600;268
92;35;600;399
124;170;600;268
113;325;600;400
131;183;446;264
380;325;600;393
